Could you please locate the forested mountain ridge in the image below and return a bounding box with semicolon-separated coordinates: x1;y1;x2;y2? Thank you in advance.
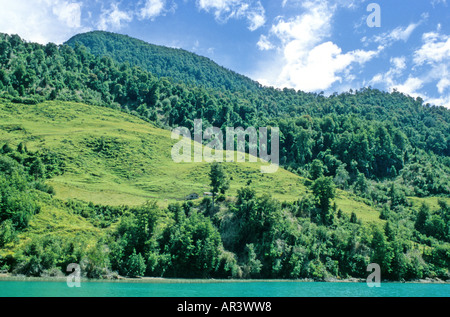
1;98;449;281
1;31;449;195
0;31;449;281
65;31;262;92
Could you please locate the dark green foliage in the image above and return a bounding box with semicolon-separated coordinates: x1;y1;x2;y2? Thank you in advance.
350;212;358;224
65;31;260;93
126;249;146;278
415;203;430;232
311;176;336;225
371;227;393;276
0;156;40;231
65;199;125;228
0;31;449;281
209;162;229;208
0;219;16;247
0;31;449;198
14;235;109;278
109;202;223;278
0;144;65;238
415;201;450;242
309;159;325;180
29;157;45;179
159;210;222;278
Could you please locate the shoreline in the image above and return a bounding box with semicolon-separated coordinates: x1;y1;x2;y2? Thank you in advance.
1;273;448;285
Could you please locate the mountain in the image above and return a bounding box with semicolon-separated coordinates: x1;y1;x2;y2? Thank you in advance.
65;31;261;92
0;98;384;278
0;31;449;281
0;99;378;217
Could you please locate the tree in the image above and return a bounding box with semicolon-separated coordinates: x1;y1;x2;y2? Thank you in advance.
126;249;146;277
415;203;429;233
389;183;405;208
297;128;312;164
29;157;45;179
311;176;336;225
146;82;159;107
0;219;16;247
242;244;262;278
353;172;368;195
209;162;229;209
371;227;393;276
161;211;222;278
310;159;324;180
334;163;349;189
350;212;358;224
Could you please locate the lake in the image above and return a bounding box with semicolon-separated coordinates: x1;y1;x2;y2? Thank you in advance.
0;280;449;297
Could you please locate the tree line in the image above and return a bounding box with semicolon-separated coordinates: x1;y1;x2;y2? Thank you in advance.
1;155;448;280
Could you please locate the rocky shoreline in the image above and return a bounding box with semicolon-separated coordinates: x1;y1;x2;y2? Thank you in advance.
1;273;449;284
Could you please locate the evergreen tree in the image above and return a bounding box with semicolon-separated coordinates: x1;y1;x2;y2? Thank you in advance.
415;203;430;233
209;162;229;209
311;176;336;225
126;249;146;277
310;159;325;180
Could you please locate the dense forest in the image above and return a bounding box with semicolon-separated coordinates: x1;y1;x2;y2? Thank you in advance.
0;31;449;281
66;31;261;92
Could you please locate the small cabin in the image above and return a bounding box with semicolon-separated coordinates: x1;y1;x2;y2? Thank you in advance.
203;192;213;197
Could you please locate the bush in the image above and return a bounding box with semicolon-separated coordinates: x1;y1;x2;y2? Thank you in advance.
0;219;16;247
33;181;55;195
126;249;146;277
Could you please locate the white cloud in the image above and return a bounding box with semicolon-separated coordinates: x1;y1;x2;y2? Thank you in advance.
411;31;450;107
413;32;450;65
255;0;377;92
52;1;82;28
391;56;407;71
0;0;86;44
363;17;450;109
387;76;450;108
281;42;349;91
279;41;378;92
437;77;450;94
139;0;166;20
363;16;426;49
390;24;419;42
257;34;274;51
370;35;450;109
392;77;424;98
424;95;450;107
246;3;265;31
370;56;406;88
432;0;447;7
390;76;450;108
196;0;265;31
270;1;332;49
97;3;133;31
371;23;420;48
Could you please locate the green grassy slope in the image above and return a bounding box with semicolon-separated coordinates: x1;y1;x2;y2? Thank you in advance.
0;99;382;224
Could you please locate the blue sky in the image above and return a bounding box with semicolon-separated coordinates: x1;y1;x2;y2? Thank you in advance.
0;0;449;107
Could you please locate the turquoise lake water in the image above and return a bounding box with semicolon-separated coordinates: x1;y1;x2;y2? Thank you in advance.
0;280;449;297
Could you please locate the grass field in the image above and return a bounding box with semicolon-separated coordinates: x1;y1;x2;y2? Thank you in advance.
407;196;449;212
0;99;382;224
